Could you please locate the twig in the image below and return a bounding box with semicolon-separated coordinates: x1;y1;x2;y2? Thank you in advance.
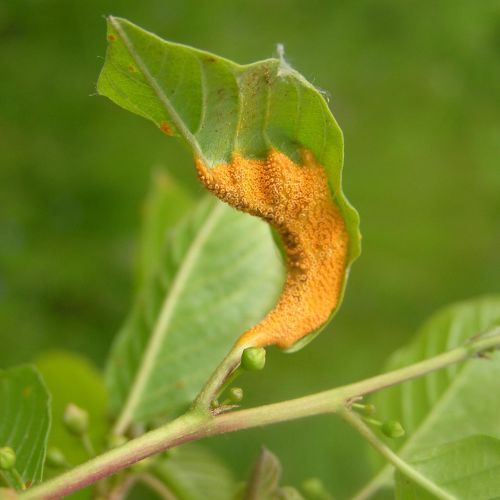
20;328;500;500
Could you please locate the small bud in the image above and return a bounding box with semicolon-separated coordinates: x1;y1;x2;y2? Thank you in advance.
302;477;329;498
241;347;266;371
131;456;153;472
63;403;89;436
228;387;244;403
352;403;376;416
381;420;405;439
45;447;68;469
107;434;128;449
0;447;16;470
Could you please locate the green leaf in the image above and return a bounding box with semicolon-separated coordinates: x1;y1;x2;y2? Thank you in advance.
107;196;283;430
97;17;361;349
243;448;304;500
244;448;282;500
395;435;500;499
137;170;193;288
0;365;51;486
152;443;236;500
371;296;500;484
35;352;108;468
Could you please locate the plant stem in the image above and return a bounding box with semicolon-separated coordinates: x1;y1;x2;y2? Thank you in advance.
340;409;454;500
20;329;500;500
20;412;207;500
350;469;391;500
192;344;246;410
81;434;96;458
138;473;177;500
107;474;139;500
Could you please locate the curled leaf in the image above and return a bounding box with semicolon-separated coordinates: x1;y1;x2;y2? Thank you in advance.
97;17;361;350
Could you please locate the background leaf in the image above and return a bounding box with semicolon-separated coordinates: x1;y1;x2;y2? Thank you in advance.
107;195;284;430
3;2;499;497
242;448;303;500
35;351;108;499
369;296;500;488
137;170;193;288
97;16;361;347
151;443;236;500
244;448;282;500
0;365;51;486
395;435;500;499
35;352;108;465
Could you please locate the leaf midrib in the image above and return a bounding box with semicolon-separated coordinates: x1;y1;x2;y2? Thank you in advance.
109;16;207;164
113;200;224;435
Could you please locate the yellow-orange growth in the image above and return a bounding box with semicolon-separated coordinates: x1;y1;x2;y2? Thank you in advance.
196;149;348;349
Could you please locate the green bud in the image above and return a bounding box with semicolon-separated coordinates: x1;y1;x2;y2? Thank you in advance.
302;477;327;497
241;347;266;371
45;447;68;469
63;403;89;436
0;447;16;470
107;434;128;449
381;420;405;439
228;387;244;403
131;456;153;472
352;403;376;416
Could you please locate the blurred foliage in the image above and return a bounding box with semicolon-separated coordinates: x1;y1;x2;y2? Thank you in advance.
0;0;499;497
35;352;108;475
0;365;50;486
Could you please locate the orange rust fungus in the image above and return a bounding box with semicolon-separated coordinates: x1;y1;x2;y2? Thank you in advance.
159;121;173;136
107;33;117;42
196;149;349;349
160;122;173;135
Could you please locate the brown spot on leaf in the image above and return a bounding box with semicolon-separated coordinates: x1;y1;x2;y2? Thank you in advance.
22;385;33;398
196;149;349;349
159;121;173;136
128;65;136;73
107;33;117;42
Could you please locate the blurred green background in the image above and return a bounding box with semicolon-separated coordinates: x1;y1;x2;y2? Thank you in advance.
1;0;499;497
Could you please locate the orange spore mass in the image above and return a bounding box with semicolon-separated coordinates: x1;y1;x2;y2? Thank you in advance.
196;149;349;349
159;121;173;135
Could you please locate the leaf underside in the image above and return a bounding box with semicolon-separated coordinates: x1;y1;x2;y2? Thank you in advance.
0;365;51;486
243;448;304;500
395;435;500;499
153;444;236;500
97;17;361;350
106;194;284;425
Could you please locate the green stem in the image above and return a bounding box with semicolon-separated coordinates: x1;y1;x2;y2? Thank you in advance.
193;344;246;410
81;434;96;458
340;409;454;500
0;470;9;488
138;473;177;500
20;330;500;500
8;468;26;491
20;412;208;500
350;469;391;500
